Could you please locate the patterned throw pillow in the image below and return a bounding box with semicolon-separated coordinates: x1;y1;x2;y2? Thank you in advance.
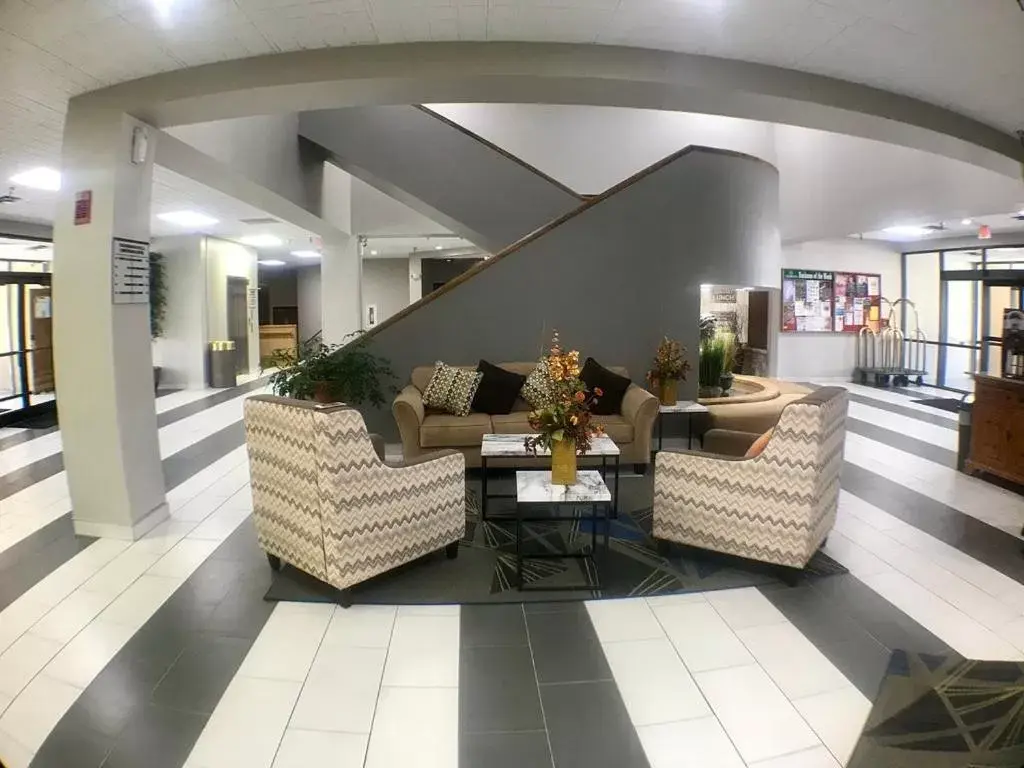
422;362;483;417
520;359;555;410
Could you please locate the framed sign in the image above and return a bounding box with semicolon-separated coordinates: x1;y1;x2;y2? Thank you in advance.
111;237;150;305
781;269;833;332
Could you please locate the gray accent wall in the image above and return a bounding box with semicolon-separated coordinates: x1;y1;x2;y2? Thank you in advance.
421;258;484;293
298;106;581;252
362;147;781;438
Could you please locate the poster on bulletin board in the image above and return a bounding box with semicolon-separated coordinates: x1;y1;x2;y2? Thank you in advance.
832;272;882;334
781;269;834;332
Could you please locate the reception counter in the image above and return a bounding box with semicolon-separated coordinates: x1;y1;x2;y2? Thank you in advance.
966;374;1024;486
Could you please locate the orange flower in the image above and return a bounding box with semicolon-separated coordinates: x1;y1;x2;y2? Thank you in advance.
574;391;585;402
594;387;604;397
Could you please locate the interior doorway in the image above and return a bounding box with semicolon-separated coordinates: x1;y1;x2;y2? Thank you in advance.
0;270;55;425
29;287;54;392
226;277;250;375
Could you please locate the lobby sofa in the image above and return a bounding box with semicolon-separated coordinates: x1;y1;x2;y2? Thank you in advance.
653;387;848;570
393;362;659;469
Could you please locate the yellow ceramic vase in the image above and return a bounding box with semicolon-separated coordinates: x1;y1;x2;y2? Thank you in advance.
659;378;678;406
550;438;578;485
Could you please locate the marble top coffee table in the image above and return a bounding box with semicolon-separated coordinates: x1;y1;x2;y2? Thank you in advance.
656;401;710;451
514;470;612;591
479;434;621;519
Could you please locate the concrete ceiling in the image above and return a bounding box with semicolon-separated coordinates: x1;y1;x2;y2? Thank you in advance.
2;0;1023;208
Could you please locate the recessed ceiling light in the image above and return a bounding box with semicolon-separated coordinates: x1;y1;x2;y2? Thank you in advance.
240;234;282;247
157;210;218;227
291;250;320;258
10;167;61;191
961;218;973;226
883;225;932;237
369;249;378;256
434;245;443;250
258;259;286;266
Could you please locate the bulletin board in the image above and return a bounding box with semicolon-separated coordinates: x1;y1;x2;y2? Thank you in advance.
781;269;834;332
832;272;882;334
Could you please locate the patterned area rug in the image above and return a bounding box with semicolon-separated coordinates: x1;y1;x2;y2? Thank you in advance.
265;474;847;605
849;650;1024;767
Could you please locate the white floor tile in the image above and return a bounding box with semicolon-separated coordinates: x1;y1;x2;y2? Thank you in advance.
0;673;80;753
97;574;183;630
79;549;161;597
792;686;872;766
0;597;51;654
381;614;459;688
735;622;852;700
321;605;396;649
706;587;788;630
272;729;368;768
30;590;115;644
748;746;841;768
0;726;35;768
147;538;221;578
43;620;136;689
694;664;821;765
653;602;755;673
363;687;458;768
288;646;387;733
186;676;302;768
238;603;333;682
637;717;745;768
0;632;63;698
602;638;710;726
586;598;666;643
0;690;11;716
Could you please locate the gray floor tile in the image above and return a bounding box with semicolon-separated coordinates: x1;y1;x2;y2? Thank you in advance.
460;645;544;733
460;604;528;647
459;730;552;768
151;635;250;714
525;607;611;684
540;681;649;768
67;655;177;738
98;704;208;768
29;720;113;768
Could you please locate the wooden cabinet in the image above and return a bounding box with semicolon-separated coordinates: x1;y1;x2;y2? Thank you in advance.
967;375;1024;486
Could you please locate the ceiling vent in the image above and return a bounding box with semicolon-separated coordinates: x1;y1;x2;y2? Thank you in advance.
0;187;23;204
239;217;279;226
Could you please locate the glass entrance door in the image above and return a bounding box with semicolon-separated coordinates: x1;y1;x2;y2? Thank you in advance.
0;272;55;422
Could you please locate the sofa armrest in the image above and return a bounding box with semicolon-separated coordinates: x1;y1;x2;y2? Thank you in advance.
702;429;762;457
392;385;425;461
620;384;659;456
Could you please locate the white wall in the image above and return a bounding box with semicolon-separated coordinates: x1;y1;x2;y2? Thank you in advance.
776;239;902;380
205;237;259;375
361;258;410;327
297;264;322;343
351;176;452;236
152;235;206;389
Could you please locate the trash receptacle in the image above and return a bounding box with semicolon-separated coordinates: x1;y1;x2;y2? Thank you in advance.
956;393;973;473
208;341;237;388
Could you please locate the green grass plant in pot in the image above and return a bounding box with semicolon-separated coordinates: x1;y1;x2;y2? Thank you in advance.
266;332;395;407
717;331;737;393
698;336;727;398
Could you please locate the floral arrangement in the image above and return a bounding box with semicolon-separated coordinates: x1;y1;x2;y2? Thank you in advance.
523;333;605;455
645;336;691;385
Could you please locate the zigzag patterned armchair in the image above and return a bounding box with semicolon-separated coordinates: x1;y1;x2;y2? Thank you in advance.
653;387;848;570
243;395;466;605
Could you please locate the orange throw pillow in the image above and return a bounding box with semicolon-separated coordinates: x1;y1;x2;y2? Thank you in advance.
744;428;774;459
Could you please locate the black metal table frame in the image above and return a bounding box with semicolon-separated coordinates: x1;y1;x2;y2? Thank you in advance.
515;499;612;592
656;410;703;451
480;453;619;520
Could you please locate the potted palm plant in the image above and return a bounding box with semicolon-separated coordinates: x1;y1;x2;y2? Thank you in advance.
266;332;395;407
646;336;691;406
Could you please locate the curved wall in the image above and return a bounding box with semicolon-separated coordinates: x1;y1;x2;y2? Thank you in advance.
362;147;780;436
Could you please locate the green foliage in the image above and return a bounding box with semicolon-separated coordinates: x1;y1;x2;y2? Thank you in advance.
265;332;396;407
699;336;727;388
699;314;717;346
716;331;737;373
149;251;167;339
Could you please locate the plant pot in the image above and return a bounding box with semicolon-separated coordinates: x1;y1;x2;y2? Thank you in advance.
719;372;734;393
698;385;723;399
550;438;577;485
658;378;678;406
312;382;336;404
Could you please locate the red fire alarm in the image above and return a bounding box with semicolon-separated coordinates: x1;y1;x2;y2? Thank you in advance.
978;224;992;240
74;190;92;226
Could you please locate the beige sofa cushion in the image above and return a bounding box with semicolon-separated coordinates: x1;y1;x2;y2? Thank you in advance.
421;413;493;448
410;362;630;395
591;415;634;444
490;413;536;434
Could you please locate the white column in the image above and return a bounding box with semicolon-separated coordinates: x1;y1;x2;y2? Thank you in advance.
320;235;361;343
52;104;168;539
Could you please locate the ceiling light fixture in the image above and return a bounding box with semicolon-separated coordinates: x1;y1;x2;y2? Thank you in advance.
961;218;973;226
882;225;932;237
291;250;320;258
369;249;378;256
240;234;282;247
258;259;286;266
10;167;61;191
434;245;443;250
157;210;218;227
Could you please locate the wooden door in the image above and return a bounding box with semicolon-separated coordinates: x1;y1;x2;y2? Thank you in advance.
226;277;250;375
28;287;54;392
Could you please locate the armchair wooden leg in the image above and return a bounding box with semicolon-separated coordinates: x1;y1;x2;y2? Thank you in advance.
445;541;460;560
266;554;282;571
336;588;352;608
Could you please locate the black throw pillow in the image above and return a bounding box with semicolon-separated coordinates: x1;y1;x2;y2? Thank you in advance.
471;360;526;415
580;357;632;415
